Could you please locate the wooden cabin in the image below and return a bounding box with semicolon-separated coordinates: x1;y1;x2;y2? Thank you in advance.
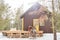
20;3;53;33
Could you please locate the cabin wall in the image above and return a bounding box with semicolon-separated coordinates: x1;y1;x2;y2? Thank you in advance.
39;14;53;33
22;7;53;33
24;14;33;31
23;12;53;33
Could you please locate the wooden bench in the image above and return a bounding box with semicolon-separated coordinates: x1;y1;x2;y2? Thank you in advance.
2;30;21;38
2;31;43;38
2;31;29;38
20;31;29;38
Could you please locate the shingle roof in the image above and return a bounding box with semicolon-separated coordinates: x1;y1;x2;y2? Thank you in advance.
20;2;48;18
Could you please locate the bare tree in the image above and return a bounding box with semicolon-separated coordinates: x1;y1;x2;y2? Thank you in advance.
15;4;23;30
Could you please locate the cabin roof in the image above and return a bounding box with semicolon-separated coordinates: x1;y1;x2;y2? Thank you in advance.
20;2;49;18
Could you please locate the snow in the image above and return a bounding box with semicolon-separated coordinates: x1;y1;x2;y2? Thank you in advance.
0;32;60;40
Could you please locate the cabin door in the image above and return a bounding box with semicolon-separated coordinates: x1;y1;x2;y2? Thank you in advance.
33;19;39;31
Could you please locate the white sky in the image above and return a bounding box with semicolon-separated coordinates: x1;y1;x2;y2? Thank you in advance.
4;0;38;12
3;0;52;23
4;0;52;18
4;0;52;12
3;0;39;22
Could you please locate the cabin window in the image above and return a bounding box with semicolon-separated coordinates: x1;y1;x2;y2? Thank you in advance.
33;19;39;26
39;15;48;26
44;15;48;20
39;15;45;26
39;18;45;26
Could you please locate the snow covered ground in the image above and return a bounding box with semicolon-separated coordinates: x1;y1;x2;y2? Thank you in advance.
0;32;60;40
